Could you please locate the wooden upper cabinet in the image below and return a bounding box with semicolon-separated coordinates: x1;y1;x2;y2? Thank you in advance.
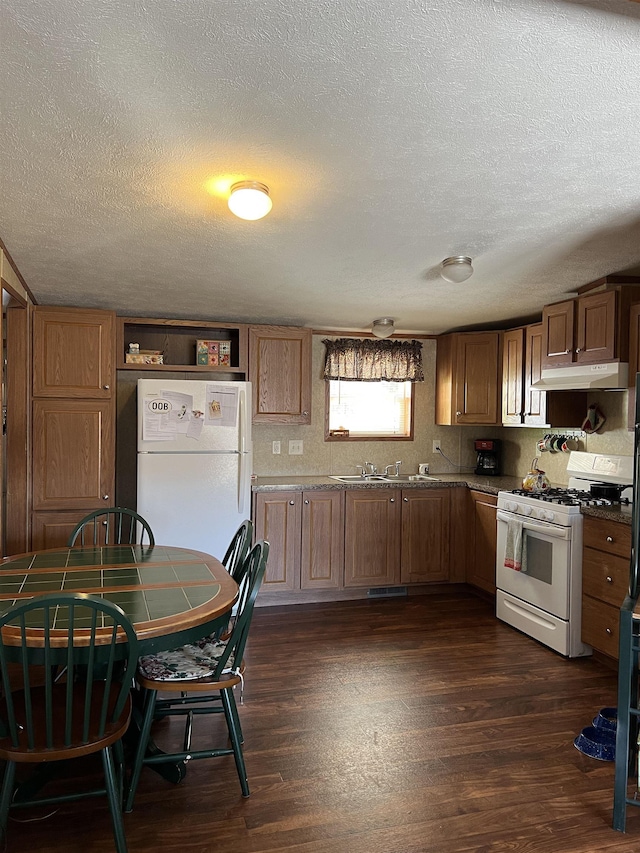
523;323;546;426
575;289;617;364
435;332;501;426
501;328;524;425
542;285;640;369
249;325;312;424
541;299;575;368
33;306;115;398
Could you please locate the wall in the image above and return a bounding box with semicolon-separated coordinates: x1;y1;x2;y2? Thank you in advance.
253;335;635;485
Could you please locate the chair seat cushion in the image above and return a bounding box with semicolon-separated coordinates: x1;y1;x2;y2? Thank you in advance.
138;635;235;682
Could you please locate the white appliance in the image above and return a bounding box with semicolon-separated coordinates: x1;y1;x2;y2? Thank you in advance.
495;452;633;658
137;378;252;560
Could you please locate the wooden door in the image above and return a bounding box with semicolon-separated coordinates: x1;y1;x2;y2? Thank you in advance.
467;490;498;595
253;491;301;590
32;306;115;398
542;299;575;368
32;399;115;511
343;489;401;587
523;323;547;426
575;290;617;364
300;491;344;589
400;489;450;584
249;326;312;424
454;332;500;425
501;328;523;425
31;510;96;550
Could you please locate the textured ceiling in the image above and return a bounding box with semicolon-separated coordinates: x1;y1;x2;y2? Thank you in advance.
2;0;640;334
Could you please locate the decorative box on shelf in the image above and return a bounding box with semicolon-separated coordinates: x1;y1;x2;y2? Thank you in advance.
125;349;164;364
196;340;231;366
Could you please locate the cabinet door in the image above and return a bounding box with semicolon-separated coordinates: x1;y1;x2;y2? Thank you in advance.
253;492;301;590
575;290;617;364
344;489;401;587
300;491;344;589
31;510;97;551
33;307;115;398
466;490;498;594
32;400;115;511
249;326;312;424
454;333;500;425
400;489;450;584
542;300;575;368
523;323;547;426
502;328;524;425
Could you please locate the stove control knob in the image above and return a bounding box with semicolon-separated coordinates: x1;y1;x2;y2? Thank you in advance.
522;505;532;516
504;501;518;512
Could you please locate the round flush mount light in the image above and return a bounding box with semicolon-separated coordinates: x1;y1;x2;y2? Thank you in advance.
228;181;273;220
371;318;395;338
440;256;474;283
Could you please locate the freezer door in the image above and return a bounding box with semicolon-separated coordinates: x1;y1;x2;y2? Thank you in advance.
137;379;251;454
137;452;251;560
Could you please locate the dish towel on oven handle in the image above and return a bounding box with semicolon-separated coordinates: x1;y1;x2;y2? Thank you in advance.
504;518;527;573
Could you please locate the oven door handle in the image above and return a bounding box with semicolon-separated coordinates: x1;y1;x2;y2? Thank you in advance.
496;510;572;540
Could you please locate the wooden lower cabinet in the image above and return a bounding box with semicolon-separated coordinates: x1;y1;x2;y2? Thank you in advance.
581;516;631;659
30;511;95;551
253;490;343;591
344;489;401;588
466;490;498;594
400;490;450;584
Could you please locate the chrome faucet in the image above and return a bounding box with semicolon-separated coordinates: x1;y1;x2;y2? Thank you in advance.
364;461;377;476
384;461;402;477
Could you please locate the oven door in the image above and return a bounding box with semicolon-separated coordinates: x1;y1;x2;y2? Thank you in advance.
495;509;572;619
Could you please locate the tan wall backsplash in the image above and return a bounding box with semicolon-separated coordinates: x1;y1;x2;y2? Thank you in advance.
252;335;634;485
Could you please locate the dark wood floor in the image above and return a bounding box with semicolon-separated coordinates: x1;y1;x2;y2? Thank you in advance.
7;591;640;852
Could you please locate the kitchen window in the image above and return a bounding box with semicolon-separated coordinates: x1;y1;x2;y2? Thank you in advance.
323;337;422;441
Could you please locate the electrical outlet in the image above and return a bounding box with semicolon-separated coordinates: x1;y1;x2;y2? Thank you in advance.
433;439;441;453
289;440;303;455
272;441;281;455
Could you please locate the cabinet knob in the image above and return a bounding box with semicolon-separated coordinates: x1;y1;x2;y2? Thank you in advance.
102;495;109;501
606;536;614;543
103;384;110;390
575;348;581;354
606;628;612;635
389;498;395;503
606;576;613;583
403;497;409;502
564;349;571;355
304;499;309;504
289;500;295;506
302;411;309;416
456;411;462;417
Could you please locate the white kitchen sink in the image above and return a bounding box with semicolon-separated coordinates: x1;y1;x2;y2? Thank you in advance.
329;474;440;483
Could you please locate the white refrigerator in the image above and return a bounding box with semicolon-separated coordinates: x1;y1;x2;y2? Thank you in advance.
137;378;252;560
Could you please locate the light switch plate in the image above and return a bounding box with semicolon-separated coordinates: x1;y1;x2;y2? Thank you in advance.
289;440;303;455
272;441;281;454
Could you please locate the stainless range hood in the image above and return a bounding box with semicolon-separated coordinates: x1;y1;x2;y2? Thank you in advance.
531;361;629;391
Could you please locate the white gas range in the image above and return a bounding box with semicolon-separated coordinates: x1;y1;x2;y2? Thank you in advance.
495;452;633;658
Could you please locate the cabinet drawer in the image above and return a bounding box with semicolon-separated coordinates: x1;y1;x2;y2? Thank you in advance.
582;595;619;658
582;517;631;559
582;547;628;608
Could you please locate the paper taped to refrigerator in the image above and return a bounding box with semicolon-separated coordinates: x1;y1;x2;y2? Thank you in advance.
205;385;238;427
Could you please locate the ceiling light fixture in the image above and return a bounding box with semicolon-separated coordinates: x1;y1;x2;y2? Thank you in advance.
440;256;473;283
228;181;273;220
371;318;395;338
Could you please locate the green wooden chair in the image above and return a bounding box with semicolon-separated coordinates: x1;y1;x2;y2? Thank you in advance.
68;507;155;547
0;593;139;853
125;540;269;812
222;519;253;581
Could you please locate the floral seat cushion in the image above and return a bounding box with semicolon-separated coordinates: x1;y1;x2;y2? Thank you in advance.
138;635;236;682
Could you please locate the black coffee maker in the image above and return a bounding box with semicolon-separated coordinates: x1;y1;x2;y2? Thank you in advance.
474;439;502;476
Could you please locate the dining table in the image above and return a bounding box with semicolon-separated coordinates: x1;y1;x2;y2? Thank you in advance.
0;542;238;655
0;542;239;790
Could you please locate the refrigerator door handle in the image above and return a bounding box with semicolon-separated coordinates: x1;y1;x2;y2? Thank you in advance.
237;386;249;515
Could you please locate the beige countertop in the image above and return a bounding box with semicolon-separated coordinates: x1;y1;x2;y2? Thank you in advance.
580;504;633;526
252;473;523;495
